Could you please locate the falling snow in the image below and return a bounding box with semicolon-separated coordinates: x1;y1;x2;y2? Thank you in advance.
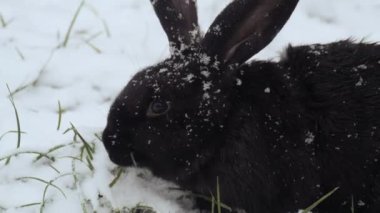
305;131;315;144
0;0;379;212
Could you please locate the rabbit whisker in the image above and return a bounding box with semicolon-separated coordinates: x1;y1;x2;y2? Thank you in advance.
130;152;138;167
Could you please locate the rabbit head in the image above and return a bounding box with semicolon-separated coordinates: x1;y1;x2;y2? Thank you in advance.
102;0;299;183
102;53;233;180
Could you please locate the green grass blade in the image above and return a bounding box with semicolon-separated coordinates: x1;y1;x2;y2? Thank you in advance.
216;177;222;213
130;204;155;213
0;13;6;27
69;123;95;162
109;167;124;188
7;84;22;148
9;49;56;97
0;130;26;141
59;156;93;171
211;193;215;213
37;173;74;213
40;183;49;213
302;187;339;213
48;164;61;174
62;1;85;47
70;123;94;153
81;200;89;213
84;40;102;54
192;193;232;211
17;176;66;198
35;143;69;161
85;156;94;171
5;84;23;164
94;133;102;141
15;47;25;60
63;126;74;135
57;101;63;130
84;3;111;38
84;31;102;43
18;202;41;208
101;19;111;37
5;157;11;165
0;151;54;162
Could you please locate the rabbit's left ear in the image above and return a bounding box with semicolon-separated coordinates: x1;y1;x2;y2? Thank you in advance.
150;0;200;52
202;0;299;65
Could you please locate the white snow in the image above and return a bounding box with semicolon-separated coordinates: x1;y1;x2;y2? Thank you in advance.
0;0;379;212
183;73;195;82
305;131;315;145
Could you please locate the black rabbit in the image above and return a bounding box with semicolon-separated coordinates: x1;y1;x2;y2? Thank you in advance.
102;0;380;212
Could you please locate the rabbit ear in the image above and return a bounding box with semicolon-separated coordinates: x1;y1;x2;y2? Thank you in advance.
150;0;200;52
202;0;299;65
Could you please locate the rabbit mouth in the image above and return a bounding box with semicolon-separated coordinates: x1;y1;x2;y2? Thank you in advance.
108;149;151;168
108;151;132;166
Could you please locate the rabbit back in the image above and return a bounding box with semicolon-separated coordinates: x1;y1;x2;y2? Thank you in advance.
227;40;380;212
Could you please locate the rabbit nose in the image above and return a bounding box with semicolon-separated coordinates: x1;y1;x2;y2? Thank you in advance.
102;125;120;144
106;133;119;146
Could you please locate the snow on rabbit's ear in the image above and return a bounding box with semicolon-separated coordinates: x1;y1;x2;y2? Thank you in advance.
150;0;201;52
202;0;299;65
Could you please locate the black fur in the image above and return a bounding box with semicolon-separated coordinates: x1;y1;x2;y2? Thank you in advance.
102;0;380;212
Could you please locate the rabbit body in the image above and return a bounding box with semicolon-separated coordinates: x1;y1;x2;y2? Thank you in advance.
198;40;380;212
102;0;380;212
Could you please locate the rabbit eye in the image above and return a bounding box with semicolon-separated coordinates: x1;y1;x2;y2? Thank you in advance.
147;100;170;117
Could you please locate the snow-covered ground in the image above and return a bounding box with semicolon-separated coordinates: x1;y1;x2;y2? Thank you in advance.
0;0;379;212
